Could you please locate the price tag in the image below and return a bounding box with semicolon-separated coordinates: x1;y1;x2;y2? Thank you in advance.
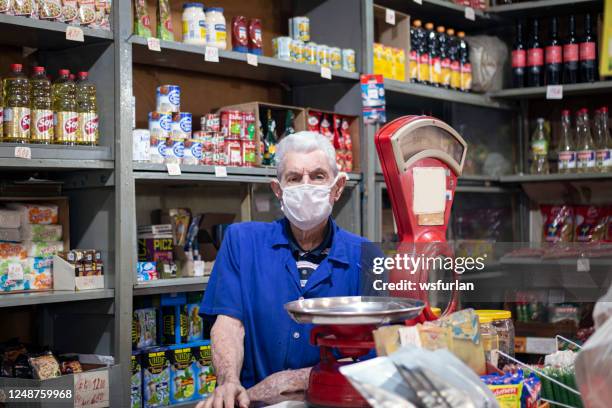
66;26;84;42
413;0;422;4
166;163;181;176
147;37;161;52
246;53;258;66
321;66;332;80
464;7;476;21
577;257;590;272
546;85;563;100
214;165;228;177
385;8;396;25
8;263;23;281
14;146;31;159
205;46;219;62
193;260;205;277
255;197;270;212
73;369;109;408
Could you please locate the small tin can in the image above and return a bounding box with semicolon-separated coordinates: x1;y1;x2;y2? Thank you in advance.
316;44;330;67
171;112;192;139
225;136;243;167
289;16;309;42
330;47;342;70
273;36;292;61
220;110;243;138
183;138;203;165
303;42;317;65
202;113;220;133
156;85;180;113
290;39;304;63
148;112;172;139
342;48;356;72
241;139;257;167
242;111;256;140
150;135;168;164
212;133;226;165
166;138;185;164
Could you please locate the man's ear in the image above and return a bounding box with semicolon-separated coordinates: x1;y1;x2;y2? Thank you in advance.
270;179;282;201
332;173;347;202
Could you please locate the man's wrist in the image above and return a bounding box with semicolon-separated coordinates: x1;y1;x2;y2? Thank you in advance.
217;374;241;386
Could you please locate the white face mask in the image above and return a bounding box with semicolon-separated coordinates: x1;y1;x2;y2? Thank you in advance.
280;175;340;232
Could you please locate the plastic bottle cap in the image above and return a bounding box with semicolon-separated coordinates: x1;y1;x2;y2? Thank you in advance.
183;2;204;8
437;26;445;33
10;63;22;72
206;7;223;12
602;107;609;113
425;22;434;29
475;309;512;320
537;117;545;123
458;31;466;37
78;71;88;79
561;109;570;116
32;66;45;74
59;69;70;76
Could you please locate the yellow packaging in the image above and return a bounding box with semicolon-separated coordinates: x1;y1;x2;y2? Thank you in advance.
409;50;418;81
417;53;430;83
430;57;442;86
392;48;406;81
373;43;384;76
383;46;393;79
450;61;461;89
460;62;472;91
600;0;612;76
487;383;523;408
418;323;452;351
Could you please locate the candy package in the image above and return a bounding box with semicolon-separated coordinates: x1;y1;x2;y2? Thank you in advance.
29;352;61;380
574;205;608;243
133;308;157;349
7;203;59;225
541;205;574;243
20;224;63;241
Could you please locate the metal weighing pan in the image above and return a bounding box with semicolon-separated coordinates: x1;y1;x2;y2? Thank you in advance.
284;296;425;325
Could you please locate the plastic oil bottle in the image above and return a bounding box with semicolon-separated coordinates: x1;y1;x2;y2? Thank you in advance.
52;69;78;145
30;66;53;144
75;71;99;146
3;63;30;143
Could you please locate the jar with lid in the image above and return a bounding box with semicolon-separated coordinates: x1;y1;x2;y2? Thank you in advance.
476;310;515;366
182;3;206;46
206;7;227;49
479;315;499;368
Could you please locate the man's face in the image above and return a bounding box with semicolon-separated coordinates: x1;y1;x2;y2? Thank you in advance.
271;150;346;204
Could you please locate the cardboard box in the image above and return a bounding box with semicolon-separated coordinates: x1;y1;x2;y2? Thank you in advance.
53;255;104;291
192;342;216;399
168;346;198;404
141;347;171;408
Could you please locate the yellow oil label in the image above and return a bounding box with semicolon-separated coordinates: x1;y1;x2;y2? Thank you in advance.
78;111;99;145
3;107;30;142
31;109;54;143
54;111;78;143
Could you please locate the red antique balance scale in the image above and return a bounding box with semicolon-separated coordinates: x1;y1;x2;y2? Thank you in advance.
284;116;468;407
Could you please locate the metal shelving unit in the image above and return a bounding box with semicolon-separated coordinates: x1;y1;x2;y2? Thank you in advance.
0;289;115;308
491;80;612;100
500;172;612;183
488;0;602;16
134;277;210;296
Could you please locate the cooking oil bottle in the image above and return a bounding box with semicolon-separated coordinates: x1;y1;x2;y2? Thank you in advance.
52;69;78;145
30;66;53;144
3;63;30;143
75;71;99;146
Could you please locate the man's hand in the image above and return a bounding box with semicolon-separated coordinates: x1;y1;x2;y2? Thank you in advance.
247;367;312;405
196;381;249;408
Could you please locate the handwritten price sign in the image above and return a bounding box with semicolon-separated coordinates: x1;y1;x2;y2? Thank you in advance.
73;370;109;408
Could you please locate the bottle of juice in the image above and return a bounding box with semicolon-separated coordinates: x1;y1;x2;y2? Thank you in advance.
3;63;30;143
52;69;78;145
30;66;53;144
530;118;549;174
75;71;99;146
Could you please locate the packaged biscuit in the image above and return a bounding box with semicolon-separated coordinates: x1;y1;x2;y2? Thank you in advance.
20;224;62;241
24;257;52;290
0;209;21;229
0;258;29;292
0;243;27;260
7;203;59;225
0;228;20;242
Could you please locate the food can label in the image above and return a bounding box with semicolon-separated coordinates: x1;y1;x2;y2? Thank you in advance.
558;151;576;170
31;109;54;142
4;107;30;141
54;111;78;143
78;112;99;144
156;85;180;113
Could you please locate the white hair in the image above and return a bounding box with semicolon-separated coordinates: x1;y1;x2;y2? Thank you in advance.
276;131;338;178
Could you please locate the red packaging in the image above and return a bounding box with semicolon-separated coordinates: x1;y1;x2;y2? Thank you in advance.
203;113;220;133
541;205;574;243
231;16;249;52
213;133;226;165
248;18;263;55
333;115;344;150
574;205;607;242
241;139;257;167
341;118;353;172
243;111;256;141
320;114;333;142
307;111;320;132
220;110;243;139
225;137;242;167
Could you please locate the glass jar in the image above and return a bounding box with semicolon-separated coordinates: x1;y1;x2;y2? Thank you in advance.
476;310;515;365
479;315;499;367
182;3;206;46
205;7;227;49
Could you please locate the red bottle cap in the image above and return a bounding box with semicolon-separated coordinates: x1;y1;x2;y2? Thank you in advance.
601;106;608;113
32;66;45;74
77;71;88;80
58;69;70;76
10;63;22;72
69;74;75;81
561;109;570;116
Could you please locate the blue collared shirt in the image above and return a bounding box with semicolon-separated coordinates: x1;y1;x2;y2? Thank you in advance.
201;217;379;388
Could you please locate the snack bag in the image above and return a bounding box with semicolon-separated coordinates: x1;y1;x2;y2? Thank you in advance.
319;114;333;143
574;205;607;243
29;352;61;380
307;110;320;132
0;0;10;13
93;0;110;30
11;0;34;16
541;205;574;243
134;0;152;37
77;0;95;25
156;0;173;41
38;0;61;19
61;0;78;23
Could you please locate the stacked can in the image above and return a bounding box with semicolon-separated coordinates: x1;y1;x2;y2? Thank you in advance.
148;111;171;164
149;85;183;164
201;113;225;166
221;110;244;167
241;111;257;167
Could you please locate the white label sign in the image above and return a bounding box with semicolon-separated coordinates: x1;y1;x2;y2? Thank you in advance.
546;85;563;100
147;37;161;52
66;26;85;42
205;46;220;62
577;257;590;272
385;8;396;25
8;263;24;281
73;370;110;408
14;146;31;159
321;66;332;80
193;260;205;277
247;53;258;66
214;165;228;177
166;163;181;176
464;7;476;21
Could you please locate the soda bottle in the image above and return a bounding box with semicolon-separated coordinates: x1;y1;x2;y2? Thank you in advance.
75;71;99;146
545;17;562;85
437;26;451;89
527;19;543;87
281;109;295;139
409;20;421;83
418;23;433;84
53;69;78;145
447;28;460;90
458;31;471;92
3;63;30;143
530;118;549;174
579;14;598;83
557;110;576;173
512;20;526;88
594;108;611;171
30;66;53;144
428;24;441;87
562;15;579;84
576;108;596;172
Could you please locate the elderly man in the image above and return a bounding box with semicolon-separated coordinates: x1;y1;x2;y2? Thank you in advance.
199;131;375;408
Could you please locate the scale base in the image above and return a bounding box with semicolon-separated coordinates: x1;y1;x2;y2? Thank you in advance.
306;361;369;408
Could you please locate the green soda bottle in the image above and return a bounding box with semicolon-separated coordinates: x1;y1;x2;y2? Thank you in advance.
3;63;30;143
75;71;99;146
30;66;53;144
52;69;78;145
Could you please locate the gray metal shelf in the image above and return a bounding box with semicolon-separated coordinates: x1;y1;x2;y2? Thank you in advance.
490;80;612;100
0;289;115;308
487;0;602;17
133;277;209;296
0;13;112;49
385;79;515;110
0;145;113;170
500;172;612;183
129;36;359;85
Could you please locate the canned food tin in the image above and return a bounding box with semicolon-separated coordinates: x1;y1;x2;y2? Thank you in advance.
166;138;185;164
202;113;220;133
226;137;243;167
242;111;256;140
150;135;168;164
242;139;257;167
213;132;226;165
303;42;317;65
330;47;342;70
290;39;304;63
171;112;192;139
198;131;214;165
342;48;356;72
316;44;330;68
220;110;243;138
289;16;309;42
183;138;203;165
148;112;172;139
156;85;180;113
273;36;292;61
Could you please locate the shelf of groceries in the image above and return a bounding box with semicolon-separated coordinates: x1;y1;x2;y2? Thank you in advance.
487;0;602;16
0;287;114;307
133;276;209;296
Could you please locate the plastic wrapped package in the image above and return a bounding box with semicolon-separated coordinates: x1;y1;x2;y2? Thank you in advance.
20;224;62;241
0;243;27;260
6;203;59;225
0;228;21;242
0;209;21;228
24;241;64;258
0;258;29;292
467;35;508;93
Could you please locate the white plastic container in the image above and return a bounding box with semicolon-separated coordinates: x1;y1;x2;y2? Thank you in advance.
182;3;207;46
205;7;227;49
